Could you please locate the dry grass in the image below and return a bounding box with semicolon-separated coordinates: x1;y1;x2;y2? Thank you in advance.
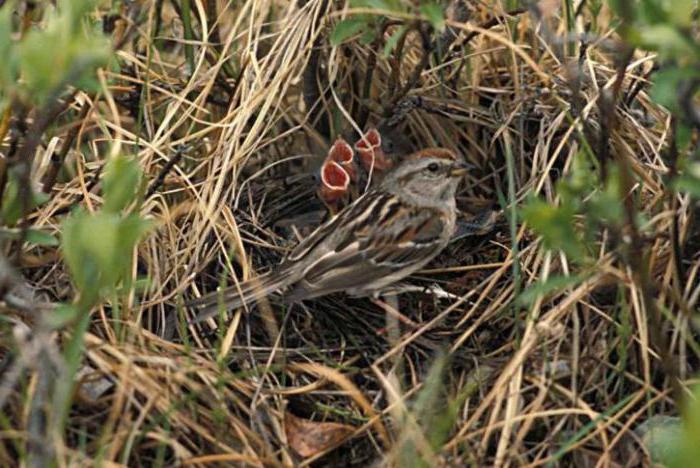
2;0;698;466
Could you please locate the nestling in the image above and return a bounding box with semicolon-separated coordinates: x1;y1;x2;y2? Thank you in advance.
189;148;469;323
318;138;356;214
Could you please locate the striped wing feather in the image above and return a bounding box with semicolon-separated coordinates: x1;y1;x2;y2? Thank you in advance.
284;191;448;300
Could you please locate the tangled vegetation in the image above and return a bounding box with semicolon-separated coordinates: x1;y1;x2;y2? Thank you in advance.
1;0;699;466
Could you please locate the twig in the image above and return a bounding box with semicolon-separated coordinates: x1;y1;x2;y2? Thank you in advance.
450;8;526;98
0;106;16;215
13;98;67;260
623;61;658;107
460;8;527;47
665;117;684;288
303;40;331;139
386;23;433;114
146;145;188;198
386;21;417;104
301;0;330;138
53;165;104;217
206;0;221;46
605;47;683;402
437;0;471;53
0;104;29;215
678;78;700;131
42;102;92;194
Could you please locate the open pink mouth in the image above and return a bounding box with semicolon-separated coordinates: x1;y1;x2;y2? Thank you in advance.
327;138;356;181
319;160;350;203
354;128;392;172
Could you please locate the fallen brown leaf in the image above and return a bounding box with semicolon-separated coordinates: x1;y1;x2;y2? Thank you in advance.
285;412;355;458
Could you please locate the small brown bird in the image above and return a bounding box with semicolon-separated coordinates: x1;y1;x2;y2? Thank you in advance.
189;148;469;323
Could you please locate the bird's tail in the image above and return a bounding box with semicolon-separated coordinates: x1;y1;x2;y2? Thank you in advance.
187;271;291;324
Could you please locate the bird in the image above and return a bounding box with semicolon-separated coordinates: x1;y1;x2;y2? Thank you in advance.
188;148;469;323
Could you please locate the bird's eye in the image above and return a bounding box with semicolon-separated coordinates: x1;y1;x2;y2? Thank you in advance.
427;162;440;173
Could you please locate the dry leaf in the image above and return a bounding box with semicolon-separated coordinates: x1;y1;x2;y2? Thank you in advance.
285;412;355;458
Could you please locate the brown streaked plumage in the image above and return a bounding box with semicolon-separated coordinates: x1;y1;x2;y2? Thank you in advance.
188;148;469;323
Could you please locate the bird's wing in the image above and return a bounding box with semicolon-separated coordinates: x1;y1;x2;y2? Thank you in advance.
286;192;449;298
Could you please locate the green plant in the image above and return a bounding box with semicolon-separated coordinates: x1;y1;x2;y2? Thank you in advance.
0;1;153;463
54;154;152;432
331;0;446;55
0;0;111;242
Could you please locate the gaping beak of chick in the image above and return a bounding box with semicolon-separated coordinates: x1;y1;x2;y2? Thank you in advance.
328;137;357;182
318;160;350;214
354;128;393;172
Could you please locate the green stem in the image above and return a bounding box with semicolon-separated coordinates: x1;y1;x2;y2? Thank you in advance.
180;0;195;72
563;0;575;57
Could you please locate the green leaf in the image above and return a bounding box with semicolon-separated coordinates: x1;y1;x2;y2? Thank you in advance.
61;210;153;298
26;229;59;246
636;416;683;465
564;151;597;196
637;25;698;60
331;18;367;46
669;386;700;467
650;67;700;111
420;3;445;32
382;25;407;57
17;0;111;103
117;214;155;261
637;0;669;25
399;353;458;466
521;197;585;261
588;166;624;226
102;155;142;213
1;176;22;226
676;122;693;151
360;27;377;45
674;170;700;198
62;212;117;292
0;6;17;90
666;0;695;27
1;170;49;226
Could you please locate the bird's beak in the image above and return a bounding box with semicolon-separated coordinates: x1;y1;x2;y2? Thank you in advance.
449;161;472;177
